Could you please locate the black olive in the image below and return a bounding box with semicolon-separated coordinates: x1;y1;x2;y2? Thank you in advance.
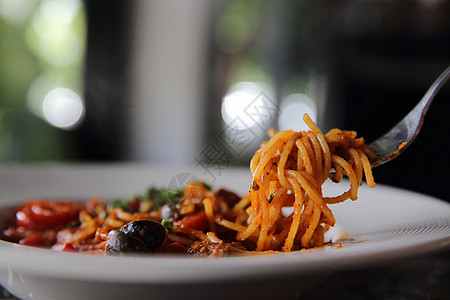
105;230;150;255
120;220;166;250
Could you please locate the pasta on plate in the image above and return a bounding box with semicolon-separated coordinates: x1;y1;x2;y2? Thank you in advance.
1;114;376;257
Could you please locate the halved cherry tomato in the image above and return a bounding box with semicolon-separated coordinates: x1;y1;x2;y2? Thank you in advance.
51;242;77;252
127;198;141;212
19;233;46;246
174;211;208;231
163;242;187;253
16;199;82;230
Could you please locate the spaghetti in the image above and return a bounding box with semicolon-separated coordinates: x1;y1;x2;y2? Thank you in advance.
1;114;376;256
240;114;376;252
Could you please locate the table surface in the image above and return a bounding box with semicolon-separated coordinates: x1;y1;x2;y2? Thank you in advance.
298;249;450;299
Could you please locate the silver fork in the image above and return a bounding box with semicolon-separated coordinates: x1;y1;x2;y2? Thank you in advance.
368;65;450;167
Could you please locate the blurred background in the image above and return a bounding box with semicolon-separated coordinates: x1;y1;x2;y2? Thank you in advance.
0;0;449;201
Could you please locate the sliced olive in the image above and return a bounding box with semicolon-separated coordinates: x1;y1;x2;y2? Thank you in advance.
120;220;166;250
105;230;150;255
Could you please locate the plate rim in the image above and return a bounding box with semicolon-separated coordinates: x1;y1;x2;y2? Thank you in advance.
0;164;449;284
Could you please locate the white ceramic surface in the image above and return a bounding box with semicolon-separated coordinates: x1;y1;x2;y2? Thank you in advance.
0;164;449;300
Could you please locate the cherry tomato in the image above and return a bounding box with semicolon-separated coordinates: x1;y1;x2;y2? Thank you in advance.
19;234;46;246
163;242;187;253
127;198;141;212
16;208;38;230
174;211;208;231
51;243;77;252
16;199;81;230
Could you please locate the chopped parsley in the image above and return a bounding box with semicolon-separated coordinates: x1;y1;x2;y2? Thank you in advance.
107;198;131;212
106;185;188;214
161;219;173;234
143;187;183;211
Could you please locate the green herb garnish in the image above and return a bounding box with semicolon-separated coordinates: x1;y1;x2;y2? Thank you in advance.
161;219;173;234
143;187;183;211
107;198;131;212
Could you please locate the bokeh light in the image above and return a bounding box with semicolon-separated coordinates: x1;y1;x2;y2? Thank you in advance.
278;93;317;131
42;87;84;129
221;82;275;130
0;0;36;24
39;0;80;26
30;0;83;67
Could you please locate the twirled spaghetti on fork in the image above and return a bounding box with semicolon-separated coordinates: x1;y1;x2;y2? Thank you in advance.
223;114;376;252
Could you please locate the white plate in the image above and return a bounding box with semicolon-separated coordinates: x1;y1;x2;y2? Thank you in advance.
0;164;449;300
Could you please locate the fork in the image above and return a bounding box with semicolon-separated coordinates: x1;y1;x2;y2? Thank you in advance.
368;65;450;167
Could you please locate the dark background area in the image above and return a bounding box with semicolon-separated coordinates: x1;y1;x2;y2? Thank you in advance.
77;1;135;161
271;0;450;202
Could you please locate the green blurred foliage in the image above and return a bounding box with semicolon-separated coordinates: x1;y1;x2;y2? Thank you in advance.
0;0;85;162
